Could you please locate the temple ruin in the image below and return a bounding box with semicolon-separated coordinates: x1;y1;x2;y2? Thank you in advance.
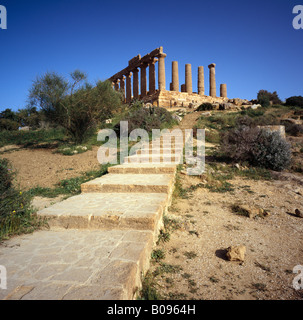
108;46;230;108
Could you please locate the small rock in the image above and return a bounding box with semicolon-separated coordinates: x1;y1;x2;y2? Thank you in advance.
259;208;271;217
295;209;303;218
251;104;262;110
294;188;303;196
235;163;241;170
236;204;259;219
226;245;246;262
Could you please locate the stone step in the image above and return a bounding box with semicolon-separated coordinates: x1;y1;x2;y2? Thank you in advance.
81;173;175;194
135;147;183;155
123;154;182;164
38;193;168;233
152;143;184;148
108;163;177;174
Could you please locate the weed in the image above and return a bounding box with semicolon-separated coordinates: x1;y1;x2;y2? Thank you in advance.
188;230;199;237
251;283;267;291
165;277;174;286
167;292;188;300
183;251;197;259
224;224;241;231
205;181;234;193
156;229;170;245
163;216;182;232
173;175;190;199
138;271;161;300
254;262;271;273
151;249;165;262
154;263;182;276
209;276;219;283
231;204;250;217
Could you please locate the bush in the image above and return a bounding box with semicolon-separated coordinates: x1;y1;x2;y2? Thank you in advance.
114;106;176;135
0;158;14;193
0;159;44;240
28;71;122;144
285;96;303;107
257;90;282;107
196;103;214;111
0;118;20;131
220;126;291;171
252;130;291;171
283;122;303;136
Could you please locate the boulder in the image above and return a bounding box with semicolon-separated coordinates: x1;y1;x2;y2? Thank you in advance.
251;104;262;110
295;209;303;218
226;245;246;262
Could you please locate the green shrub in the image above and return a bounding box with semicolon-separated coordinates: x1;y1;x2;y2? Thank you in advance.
114;106;176;135
196;103;214;111
205;130;220;144
285;96;303;107
0;158;14;193
257;90;282;106
0;118;20;131
220;127;291;171
283;122;303;136
28;71;122;144
252;130;291;171
0;159;45;240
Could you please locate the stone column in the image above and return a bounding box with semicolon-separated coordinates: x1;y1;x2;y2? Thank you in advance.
158;53;167;91
181;84;186;92
185;64;193;94
198;66;205;95
126;72;132;103
172;61;179;92
208;63;216;97
149;58;157;95
220;84;227;98
120;76;126;102
114;79;120;91
140;64;148;98
133;68;139;99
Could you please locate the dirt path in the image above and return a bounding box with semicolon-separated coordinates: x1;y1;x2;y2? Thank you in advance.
0;147;101;190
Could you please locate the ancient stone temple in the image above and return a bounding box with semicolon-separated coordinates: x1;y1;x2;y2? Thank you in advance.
108;46;229;108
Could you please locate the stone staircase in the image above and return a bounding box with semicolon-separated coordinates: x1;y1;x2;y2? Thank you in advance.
0;131;187;300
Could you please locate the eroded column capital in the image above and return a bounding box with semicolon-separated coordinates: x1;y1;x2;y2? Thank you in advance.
157;53;167;59
149;58;158;65
208;63;216;69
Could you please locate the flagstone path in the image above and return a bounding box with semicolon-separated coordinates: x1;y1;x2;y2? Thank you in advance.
0;131;189;300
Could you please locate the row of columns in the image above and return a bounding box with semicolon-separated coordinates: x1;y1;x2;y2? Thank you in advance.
112;53;167;103
170;62;227;98
113;57;227;101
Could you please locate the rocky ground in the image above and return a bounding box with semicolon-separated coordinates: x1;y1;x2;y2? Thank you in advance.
148;173;303;300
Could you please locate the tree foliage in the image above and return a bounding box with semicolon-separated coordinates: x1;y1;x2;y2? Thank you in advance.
257;90;282;107
28;70;122;143
285;96;303;107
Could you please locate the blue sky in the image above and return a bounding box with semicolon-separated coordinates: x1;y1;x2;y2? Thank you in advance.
0;0;302;111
